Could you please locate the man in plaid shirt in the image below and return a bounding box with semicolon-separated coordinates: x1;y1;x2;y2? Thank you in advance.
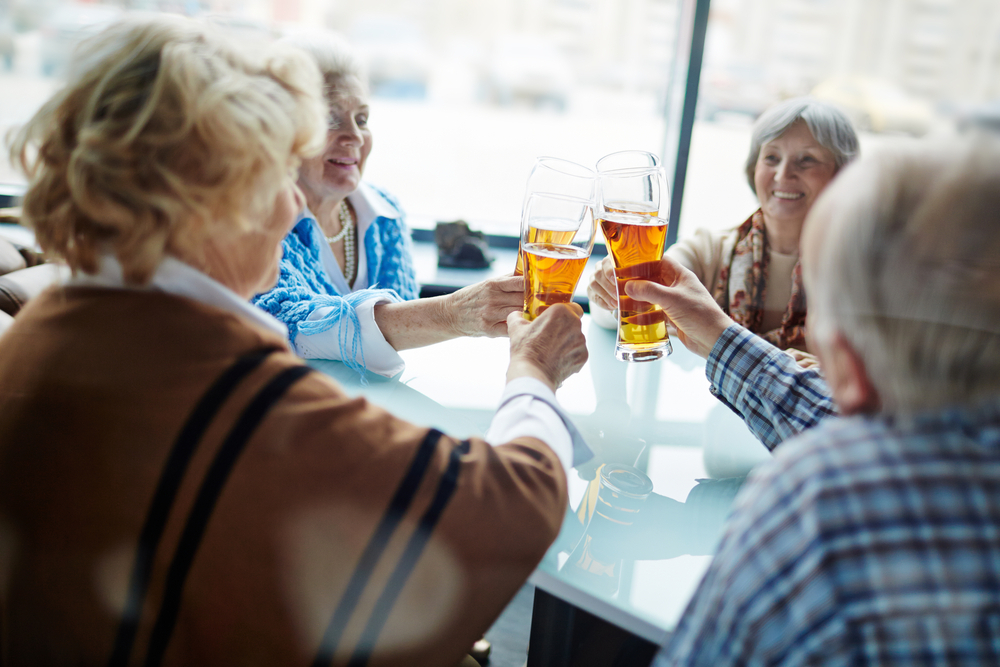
631;140;1000;666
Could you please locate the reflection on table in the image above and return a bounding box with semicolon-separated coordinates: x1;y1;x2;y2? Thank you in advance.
308;315;769;646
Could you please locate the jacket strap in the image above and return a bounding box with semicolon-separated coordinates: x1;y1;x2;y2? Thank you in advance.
346;439;471;667
108;349;276;667
311;429;450;666
141;363;313;667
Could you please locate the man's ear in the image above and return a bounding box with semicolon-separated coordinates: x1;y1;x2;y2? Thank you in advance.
821;332;881;415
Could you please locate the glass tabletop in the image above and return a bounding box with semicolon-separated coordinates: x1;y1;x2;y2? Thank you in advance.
307;315;767;645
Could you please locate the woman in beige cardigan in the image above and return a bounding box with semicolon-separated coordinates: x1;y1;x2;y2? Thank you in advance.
0;16;590;667
589;98;859;361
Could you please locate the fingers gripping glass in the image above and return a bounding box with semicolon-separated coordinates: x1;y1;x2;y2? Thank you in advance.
520;193;595;320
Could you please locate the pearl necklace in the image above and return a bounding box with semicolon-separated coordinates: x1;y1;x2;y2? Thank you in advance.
325;200;356;288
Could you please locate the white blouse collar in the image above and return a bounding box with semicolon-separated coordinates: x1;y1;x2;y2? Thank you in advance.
66;254;288;338
299;182;400;294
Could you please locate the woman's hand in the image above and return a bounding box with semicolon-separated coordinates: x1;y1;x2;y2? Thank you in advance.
374;275;523;350
622;255;734;358
506;304;588;391
445;275;524;338
586;256;618;313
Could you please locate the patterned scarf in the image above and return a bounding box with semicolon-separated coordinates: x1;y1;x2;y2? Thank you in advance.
712;209;807;350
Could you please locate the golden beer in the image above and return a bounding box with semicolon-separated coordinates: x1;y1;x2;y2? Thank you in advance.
516;202;644;275
599;210;671;361
522;242;589;320
514;226;580;276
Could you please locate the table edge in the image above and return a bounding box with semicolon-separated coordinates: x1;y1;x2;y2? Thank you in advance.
528;568;670;646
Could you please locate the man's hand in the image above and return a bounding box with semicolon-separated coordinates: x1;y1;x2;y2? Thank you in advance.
507;303;588;391
446;274;524;338
623;255;734;358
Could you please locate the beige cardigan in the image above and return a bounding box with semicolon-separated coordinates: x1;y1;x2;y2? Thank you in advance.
0;287;567;667
664;227;740;310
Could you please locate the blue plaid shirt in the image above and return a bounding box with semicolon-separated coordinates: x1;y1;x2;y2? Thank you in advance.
705;325;837;451
655;325;1000;666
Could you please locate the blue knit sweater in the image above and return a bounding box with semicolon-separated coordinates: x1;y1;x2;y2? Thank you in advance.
253;184;418;376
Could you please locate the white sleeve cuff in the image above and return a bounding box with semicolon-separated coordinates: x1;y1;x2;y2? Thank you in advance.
486;377;593;474
293;295;405;377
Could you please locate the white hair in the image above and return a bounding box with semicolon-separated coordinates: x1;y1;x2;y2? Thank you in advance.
805;136;1000;412
280;30;368;103
745;97;859;192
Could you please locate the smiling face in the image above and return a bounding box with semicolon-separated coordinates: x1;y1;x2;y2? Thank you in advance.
754;121;838;231
297;79;372;204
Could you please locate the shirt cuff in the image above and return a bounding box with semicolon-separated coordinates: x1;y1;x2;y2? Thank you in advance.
293;296;405;377
706;325;760;389
486;377;593;474
705;324;786;418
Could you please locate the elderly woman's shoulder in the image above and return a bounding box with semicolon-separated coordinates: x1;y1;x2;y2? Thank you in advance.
667;224;740;264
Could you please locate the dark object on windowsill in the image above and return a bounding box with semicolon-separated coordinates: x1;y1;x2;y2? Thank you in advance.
435;220;494;269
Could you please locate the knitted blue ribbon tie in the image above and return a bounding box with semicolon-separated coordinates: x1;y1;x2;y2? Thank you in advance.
295;289;402;382
252;185;419;381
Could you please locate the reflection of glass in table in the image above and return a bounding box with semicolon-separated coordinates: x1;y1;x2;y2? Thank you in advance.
308;315;766;662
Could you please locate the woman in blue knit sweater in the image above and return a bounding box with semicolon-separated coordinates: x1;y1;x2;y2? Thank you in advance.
254;33;521;378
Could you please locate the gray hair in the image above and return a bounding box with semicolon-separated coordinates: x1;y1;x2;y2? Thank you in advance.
744;97;860;191
280;31;367;103
805;136;1000;413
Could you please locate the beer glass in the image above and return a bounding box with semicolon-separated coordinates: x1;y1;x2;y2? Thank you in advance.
520;193;595;320
563;463;653;596
595;149;660;174
514;157;596;276
597;166;672;361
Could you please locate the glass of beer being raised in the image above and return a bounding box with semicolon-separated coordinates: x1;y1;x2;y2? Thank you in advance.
514;157;595;276
597;165;671;361
521;193;595;320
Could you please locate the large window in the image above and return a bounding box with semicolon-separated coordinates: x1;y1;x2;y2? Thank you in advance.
1;0;997;240
0;0;687;239
681;0;1000;239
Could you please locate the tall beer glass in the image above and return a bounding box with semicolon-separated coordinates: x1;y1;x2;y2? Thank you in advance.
597;166;672;361
514;157;596;276
595;150;660;174
521;193;595;320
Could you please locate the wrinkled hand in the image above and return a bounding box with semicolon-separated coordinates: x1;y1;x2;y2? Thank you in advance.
786;348;820;370
506;303;588;391
586;256;618;313
622;255;734;358
446;274;524;338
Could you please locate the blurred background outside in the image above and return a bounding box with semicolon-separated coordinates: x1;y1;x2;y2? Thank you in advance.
1;0;998;242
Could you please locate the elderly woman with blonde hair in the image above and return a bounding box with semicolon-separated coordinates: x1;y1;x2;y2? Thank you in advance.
0;15;590;667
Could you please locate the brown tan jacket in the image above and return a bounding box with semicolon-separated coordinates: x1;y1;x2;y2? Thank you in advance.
0;287;567;667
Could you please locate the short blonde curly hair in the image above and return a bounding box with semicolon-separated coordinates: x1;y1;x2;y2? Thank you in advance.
9;14;326;284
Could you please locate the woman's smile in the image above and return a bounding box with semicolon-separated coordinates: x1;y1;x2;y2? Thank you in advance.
327;156;359;169
773;190;805;200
